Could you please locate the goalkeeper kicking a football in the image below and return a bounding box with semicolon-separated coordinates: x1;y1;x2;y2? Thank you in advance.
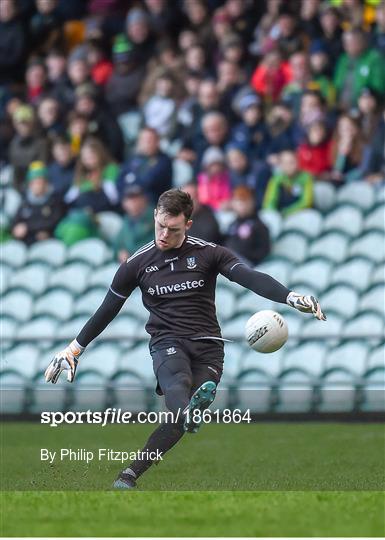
45;188;326;489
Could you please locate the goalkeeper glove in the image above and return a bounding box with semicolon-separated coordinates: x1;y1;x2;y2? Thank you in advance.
286;292;326;321
44;339;85;384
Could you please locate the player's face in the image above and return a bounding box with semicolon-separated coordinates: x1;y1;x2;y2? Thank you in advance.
154;210;192;251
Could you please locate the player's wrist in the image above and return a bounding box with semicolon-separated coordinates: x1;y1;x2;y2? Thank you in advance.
68;339;85;359
286;291;298;307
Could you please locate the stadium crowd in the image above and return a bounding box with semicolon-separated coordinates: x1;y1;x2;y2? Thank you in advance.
1;0;384;267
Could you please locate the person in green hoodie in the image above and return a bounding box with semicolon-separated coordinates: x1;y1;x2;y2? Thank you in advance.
263;149;313;216
113;185;154;263
334;28;385;110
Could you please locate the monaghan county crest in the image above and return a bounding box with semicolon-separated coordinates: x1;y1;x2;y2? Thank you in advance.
186;256;197;269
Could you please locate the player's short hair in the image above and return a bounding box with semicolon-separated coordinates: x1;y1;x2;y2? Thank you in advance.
157;189;194;221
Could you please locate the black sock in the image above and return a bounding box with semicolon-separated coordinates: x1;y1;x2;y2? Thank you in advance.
127;420;185;478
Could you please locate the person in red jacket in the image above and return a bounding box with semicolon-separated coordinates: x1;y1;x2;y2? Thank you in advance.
251;48;290;104
297;120;333;180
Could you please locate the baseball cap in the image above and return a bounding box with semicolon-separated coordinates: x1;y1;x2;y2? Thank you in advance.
238;93;261;112
13;105;34;123
113;35;135;63
123;185;145;198
26;161;48;182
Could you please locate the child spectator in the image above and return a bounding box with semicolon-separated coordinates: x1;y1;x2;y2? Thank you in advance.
25;58;49;106
197;146;231;210
37;96;63;139
224;185;270;266
142;71;178;139
251;49;290;104
11;161;66;245
330;114;366;183
48;134;75;196
297;120;333;179
263;149;313;216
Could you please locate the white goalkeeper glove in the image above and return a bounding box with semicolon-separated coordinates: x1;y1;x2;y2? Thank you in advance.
286;292;326;321
44;339;85;384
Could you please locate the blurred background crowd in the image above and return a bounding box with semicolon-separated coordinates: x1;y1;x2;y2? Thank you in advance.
1;0;384;266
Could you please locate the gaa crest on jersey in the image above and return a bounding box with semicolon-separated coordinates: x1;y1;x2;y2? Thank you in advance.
186;256;197;269
166;347;176;355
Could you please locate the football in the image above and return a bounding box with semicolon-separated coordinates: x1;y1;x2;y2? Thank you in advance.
245;310;288;353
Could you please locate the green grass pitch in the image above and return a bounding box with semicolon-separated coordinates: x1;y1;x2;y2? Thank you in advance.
1;421;384;536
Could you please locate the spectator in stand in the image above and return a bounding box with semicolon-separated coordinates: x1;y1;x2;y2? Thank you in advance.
216;59;245;122
11;161;66;245
371;1;385;55
117;127;172;204
184;44;210;79
29;0;63;56
125;7;156;66
363;109;385;184
105;34;147;117
53;48;91;108
281;51;313;117
0;0;26;84
263;149;313;216
250;48;290;104
183;0;212;50
45;48;67;86
25;58;49;106
308;41;336;107
66;111;90;157
113;185;154;263
197;146;231;211
226;142;271;208
297;120;333;180
300;0;322;40
48;134;76;196
334;28;385;110
178;79;221;141
249;0;283;57
231;91;270;160
86;39;113;87
317;5;343;60
272;9;306;58
142;70;178;140
265;102;297;164
9;104;49;190
143;0;185;39
37;96;63;140
356;87;382;144
65;136;119;212
224;185;270;267
181;182;221;244
297;90;328;141
330;113;366;183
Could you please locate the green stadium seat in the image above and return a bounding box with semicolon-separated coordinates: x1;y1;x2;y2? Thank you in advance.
1;290;33;321
272;232;308;263
325;341;369;375
49;262;90;295
172;159;194;187
359;285;385;317
322;205;363;237
329;258;373;292
30;371;68;413
313;182;336;212
282;209;323;239
362;368;385;412
222;313;250;341
259;209;282;240
336;182;375;212
89;262;118;289
282;311;305;343
342;311;384;340
17;316;57;343
283;341;327;376
376;184;385;203
277;369;314;412
224;342;248;378
8;263;50;296
2;187;21;220
241;346;284;377
55;315;89;341
71;370;107;411
348;231;385;264
36;341;72;371
371;264;385;286
301;312;343;341
367;344;385;371
34;289;74;321
0;264;11;295
0;240;27;268
215;287;237;322
321;285;359;319
319;368;356;412
235;369;273;412
255;258;292;285
27;240;66;267
82;343;120;377
363;204;385;233
2;344;39;378
0;371;27;413
67;238;112;266
97;212;123;244
74;287;106;316
235;291;274;317
111;371;149;412
102;314;141;340
121;291;148;321
122;342;155;380
216;274;244;296
289;258;332;294
1;316;17;341
308;232;349;263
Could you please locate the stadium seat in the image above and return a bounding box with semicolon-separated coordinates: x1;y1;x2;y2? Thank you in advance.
1;316;17;341
27;240;67;267
371;264;385;286
216;287;237;322
216;274;244;295
81;343;120;377
0;240;27;268
55;315;90;342
276;369;314;412
282;311;305;342
67;238;112;266
363;203;385;233
1;290;33;321
89;262;118;288
359;284;385;317
342;311;384;339
71;370;108;411
329;258;373;292
0;371;27;413
34;289;74;321
102;314;141;340
235;369;273;412
241;346;284;377
336;182;375;212
49;262;90;295
30;371;68;413
283;341;327;376
172;159;194;187
122;341;155;381
319;368;356;412
272;232;308;263
321;285;359;319
313;182;336;212
2;344;39;378
376;184;385;203
122;289;148;321
74;287;106;316
111;371;149;412
8;263;50;296
367;344;385;371
17;316;57;343
117;110;141;146
1;187;21;219
215;210;236;234
362;368;385;412
301;312;343;341
322;205;363;237
324;340;369;375
222;313;250;341
0;264;11;295
224;342;249;378
308;232;349;264
255;258;292;285
259;209;282;240
96;212;123;244
348;231;385;264
281;209;323;239
235;291;274;317
289;258;332;293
